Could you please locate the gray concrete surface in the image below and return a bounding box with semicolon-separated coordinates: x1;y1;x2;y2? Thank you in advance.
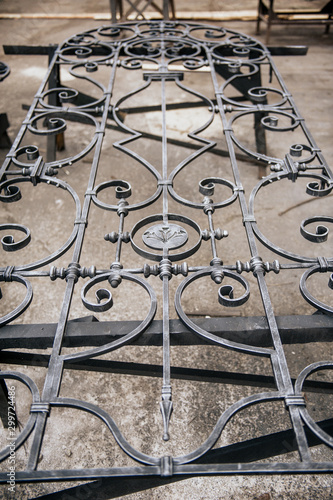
0;1;332;499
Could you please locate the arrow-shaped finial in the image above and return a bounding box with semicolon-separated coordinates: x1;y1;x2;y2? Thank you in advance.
160;386;173;441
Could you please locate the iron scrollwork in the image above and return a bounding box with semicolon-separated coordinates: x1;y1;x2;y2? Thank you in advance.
0;21;332;486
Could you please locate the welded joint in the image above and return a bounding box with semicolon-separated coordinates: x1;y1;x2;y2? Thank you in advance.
74;217;87;227
157;180;173;186
30;402;50;414
1;266;15;282
317;256;333;272
284;395;306;409
160;456;173;477
243;215;256;224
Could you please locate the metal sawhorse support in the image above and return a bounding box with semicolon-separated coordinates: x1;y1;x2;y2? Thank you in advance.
109;0;176;22
257;0;333;44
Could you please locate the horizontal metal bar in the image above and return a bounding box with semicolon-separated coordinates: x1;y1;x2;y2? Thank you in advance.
3;44;308;60
122;100;212;115
262;18;333;26
1;418;331;494
0;466;161;483
3;44;110;57
23;413;333;497
173;462;333;475
267;46;308;56
3;44;58;56
0;315;332;349
1;460;332;484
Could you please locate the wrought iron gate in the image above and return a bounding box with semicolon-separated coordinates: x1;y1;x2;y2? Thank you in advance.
0;21;332;487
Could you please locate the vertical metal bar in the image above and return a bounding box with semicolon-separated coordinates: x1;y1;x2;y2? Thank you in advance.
27;412;48;470
46;46;61;163
207;47;311;462
207;210;218;261
161;76;169;223
114;212;126;264
159;39;173;439
160;271;172;441
27;45;121;470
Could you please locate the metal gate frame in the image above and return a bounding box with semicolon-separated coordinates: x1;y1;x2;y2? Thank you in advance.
0;20;332;489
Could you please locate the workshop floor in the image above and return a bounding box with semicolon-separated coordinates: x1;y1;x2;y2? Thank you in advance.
0;1;333;499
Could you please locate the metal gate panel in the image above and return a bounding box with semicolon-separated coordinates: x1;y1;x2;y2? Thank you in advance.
0;21;332;487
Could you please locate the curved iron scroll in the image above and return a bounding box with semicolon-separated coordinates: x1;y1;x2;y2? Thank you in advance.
0;21;332;485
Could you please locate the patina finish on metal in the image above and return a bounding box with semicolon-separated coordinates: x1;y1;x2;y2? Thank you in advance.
0;21;332;484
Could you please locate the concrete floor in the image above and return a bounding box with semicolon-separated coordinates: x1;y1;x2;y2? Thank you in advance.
0;1;333;499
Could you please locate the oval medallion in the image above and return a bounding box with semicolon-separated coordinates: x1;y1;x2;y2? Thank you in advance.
142;223;188;250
